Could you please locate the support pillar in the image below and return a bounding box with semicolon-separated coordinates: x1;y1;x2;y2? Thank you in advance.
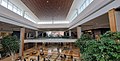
108;9;117;32
42;32;44;37
35;31;38;38
65;32;67;36
64;31;67;36
69;30;72;37
115;11;120;31
35;31;38;49
77;27;82;38
26;33;29;39
19;28;25;58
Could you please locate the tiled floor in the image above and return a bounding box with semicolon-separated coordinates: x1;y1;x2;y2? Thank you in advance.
0;43;80;61
23;44;80;61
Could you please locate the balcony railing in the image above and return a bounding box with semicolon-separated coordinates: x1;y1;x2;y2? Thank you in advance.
24;38;77;43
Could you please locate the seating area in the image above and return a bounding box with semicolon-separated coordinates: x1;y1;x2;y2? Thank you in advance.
22;43;80;61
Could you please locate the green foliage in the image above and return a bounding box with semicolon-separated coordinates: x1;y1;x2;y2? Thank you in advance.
1;35;19;54
75;34;92;53
75;31;120;61
101;31;120;40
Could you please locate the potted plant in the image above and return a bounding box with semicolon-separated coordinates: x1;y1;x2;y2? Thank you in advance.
75;31;120;61
1;35;19;61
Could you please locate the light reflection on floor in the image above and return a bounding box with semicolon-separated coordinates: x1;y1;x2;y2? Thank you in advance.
23;43;80;61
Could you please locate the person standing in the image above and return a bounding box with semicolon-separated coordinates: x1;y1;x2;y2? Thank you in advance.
24;58;26;61
38;55;40;61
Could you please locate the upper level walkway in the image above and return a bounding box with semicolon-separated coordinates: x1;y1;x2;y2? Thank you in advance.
24;38;77;43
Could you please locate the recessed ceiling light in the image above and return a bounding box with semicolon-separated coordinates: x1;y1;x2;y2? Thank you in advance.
47;1;49;3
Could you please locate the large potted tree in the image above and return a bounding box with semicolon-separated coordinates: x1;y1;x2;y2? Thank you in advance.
75;31;120;61
1;35;19;61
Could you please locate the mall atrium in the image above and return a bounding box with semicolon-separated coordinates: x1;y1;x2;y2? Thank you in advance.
0;0;120;61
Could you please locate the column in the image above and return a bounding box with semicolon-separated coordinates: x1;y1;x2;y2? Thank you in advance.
28;33;31;38
35;31;38;49
19;28;25;57
69;30;72;37
64;31;68;36
77;27;82;38
42;32;44;37
64;31;67;36
65;32;67;36
115;11;120;31
26;33;29;39
35;31;38;38
108;9;117;32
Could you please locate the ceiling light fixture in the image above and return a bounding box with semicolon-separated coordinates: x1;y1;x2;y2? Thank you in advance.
47;1;49;3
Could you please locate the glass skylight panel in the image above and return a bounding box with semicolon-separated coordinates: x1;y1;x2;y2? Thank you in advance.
83;3;86;10
17;8;22;16
90;0;94;3
54;21;69;24
13;6;18;13
86;0;89;6
1;0;7;8
8;2;13;11
37;22;52;24
78;8;82;14
24;13;30;20
0;0;2;4
72;13;77;20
